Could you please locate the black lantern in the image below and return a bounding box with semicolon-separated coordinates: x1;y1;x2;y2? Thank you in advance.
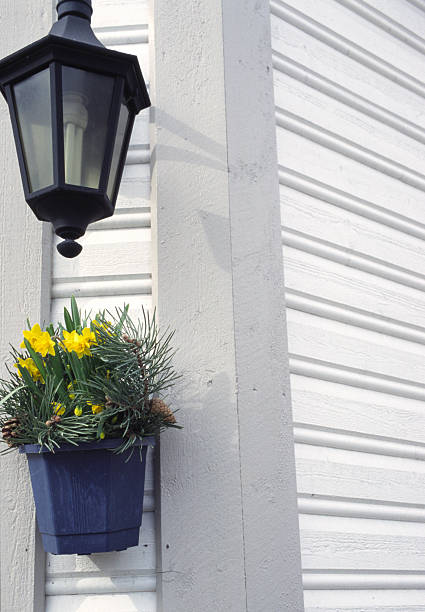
0;0;150;257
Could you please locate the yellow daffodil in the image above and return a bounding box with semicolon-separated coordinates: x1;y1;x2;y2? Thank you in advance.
82;326;97;345
52;402;65;416
100;432;105;439
74;407;82;417
62;328;96;358
14;357;44;382
21;324;55;357
87;401;103;414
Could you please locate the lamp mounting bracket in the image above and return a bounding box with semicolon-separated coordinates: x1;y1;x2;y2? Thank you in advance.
50;0;103;47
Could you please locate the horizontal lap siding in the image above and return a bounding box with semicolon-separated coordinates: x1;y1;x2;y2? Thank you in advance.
46;0;155;610
271;0;425;609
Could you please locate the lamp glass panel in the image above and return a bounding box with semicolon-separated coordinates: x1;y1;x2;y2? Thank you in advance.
107;103;129;200
62;66;114;189
13;69;53;192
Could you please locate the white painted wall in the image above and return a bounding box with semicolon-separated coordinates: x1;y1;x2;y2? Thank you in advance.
45;1;155;610
47;0;305;609
0;2;52;610
271;0;425;609
0;0;321;609
150;0;303;609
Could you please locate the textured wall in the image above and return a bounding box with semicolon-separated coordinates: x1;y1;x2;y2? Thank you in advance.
150;0;304;610
0;1;53;611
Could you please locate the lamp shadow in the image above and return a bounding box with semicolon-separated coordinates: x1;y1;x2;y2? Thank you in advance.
150;107;227;173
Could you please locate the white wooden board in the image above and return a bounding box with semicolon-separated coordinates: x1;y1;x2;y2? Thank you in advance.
45;592;156;612
283;247;425;329
276;128;425;224
47;1;155;609
271;13;425;126
273;0;425;608
287;309;425;383
282;0;425;80
291;374;425;444
368;0;425;36
281;186;425;277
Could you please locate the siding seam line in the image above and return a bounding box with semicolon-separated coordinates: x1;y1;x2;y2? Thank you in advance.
285;289;425;345
289;354;425;401
302;570;425;590
282;227;425;292
220;0;248;607
279;166;425;241
270;0;425;98
298;494;425;523
272;51;425;145
293;422;425;461
276;108;425;192
335;0;425;56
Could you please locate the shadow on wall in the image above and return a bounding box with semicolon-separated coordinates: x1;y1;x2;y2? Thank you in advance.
150;107;227;172
199;210;232;273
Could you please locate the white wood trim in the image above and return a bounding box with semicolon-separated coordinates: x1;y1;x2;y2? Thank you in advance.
149;0;304;609
294;424;425;461
94;24;149;45
51;274;152;298
303;571;425;590
45;575;156;596
91;208;151;231
126;145;150;165
298;494;425;523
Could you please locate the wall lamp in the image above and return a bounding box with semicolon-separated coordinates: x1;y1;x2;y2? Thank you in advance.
0;0;150;257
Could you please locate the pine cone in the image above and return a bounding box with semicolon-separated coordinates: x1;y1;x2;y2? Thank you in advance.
2;417;20;445
149;398;176;424
46;415;61;427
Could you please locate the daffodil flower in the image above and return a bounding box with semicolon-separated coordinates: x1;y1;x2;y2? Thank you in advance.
100;432;105;439
52;402;65;416
62;328;96;358
74;407;82;417
21;324;55;357
87;401;103;414
14;357;44;382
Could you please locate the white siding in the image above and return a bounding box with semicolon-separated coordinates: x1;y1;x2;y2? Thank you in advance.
271;0;425;609
46;0;154;609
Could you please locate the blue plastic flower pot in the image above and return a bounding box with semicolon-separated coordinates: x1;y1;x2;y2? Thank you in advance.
20;437;154;555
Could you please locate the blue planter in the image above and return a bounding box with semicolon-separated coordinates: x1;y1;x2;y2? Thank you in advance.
20;437;154;555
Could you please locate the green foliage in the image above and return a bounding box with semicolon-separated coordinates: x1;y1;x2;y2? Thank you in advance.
0;298;181;454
